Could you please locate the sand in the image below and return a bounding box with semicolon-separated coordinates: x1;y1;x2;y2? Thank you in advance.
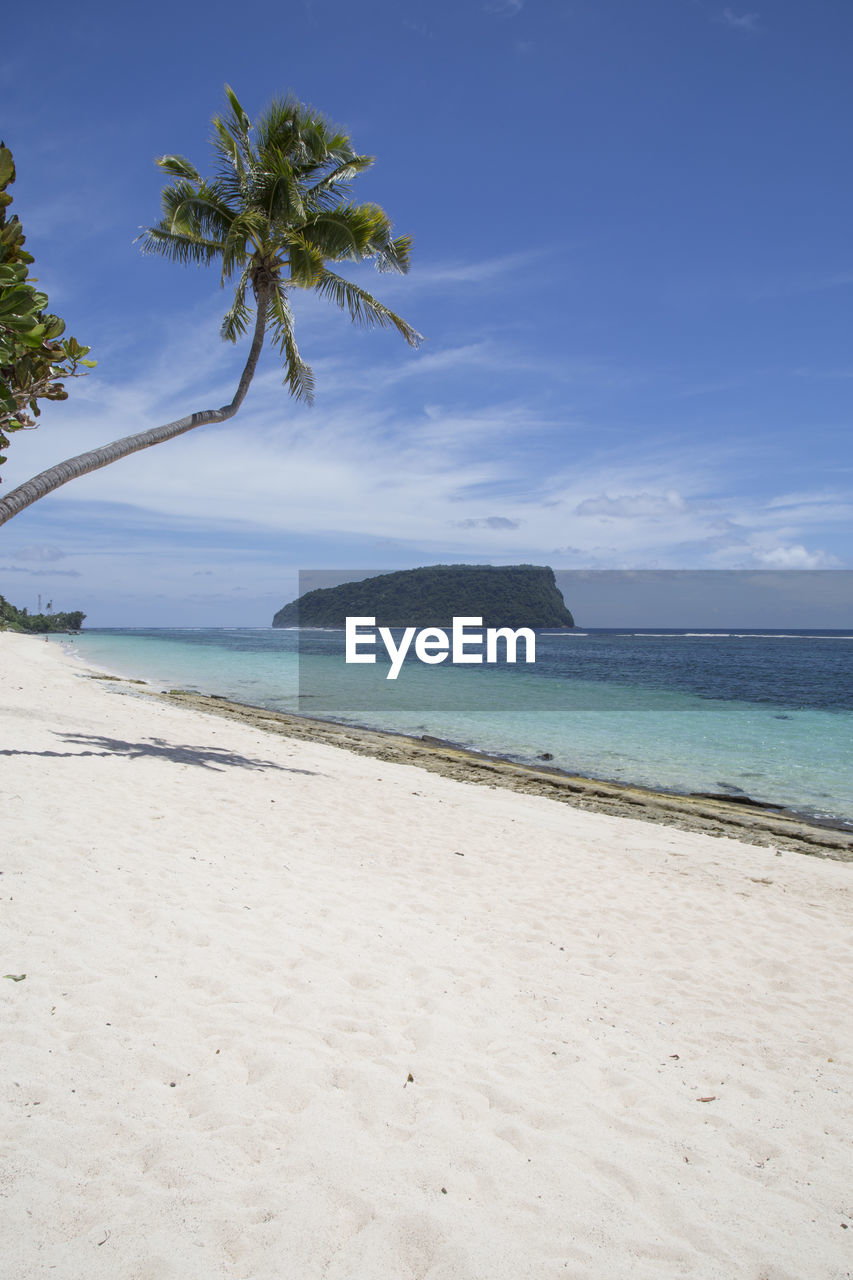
2;630;851;1280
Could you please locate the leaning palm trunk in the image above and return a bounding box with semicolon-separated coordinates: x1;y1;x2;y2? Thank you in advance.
0;280;270;529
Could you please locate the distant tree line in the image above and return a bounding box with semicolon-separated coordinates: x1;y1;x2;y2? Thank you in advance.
0;593;85;632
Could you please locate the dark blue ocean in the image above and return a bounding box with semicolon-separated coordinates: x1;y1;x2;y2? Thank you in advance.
62;627;853;828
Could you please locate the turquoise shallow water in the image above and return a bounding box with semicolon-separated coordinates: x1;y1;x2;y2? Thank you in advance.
62;627;853;828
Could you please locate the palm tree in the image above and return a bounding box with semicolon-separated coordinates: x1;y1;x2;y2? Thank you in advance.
0;86;420;528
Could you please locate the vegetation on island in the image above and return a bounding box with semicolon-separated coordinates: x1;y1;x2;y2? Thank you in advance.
0;88;419;528
0;145;95;481
0;593;85;632
272;565;575;629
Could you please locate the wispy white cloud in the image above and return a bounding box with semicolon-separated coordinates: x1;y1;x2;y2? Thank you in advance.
720;7;760;32
0;563;82;577
3;280;850;627
336;341;538;393
749;492;853;528
10;544;67;562
454;515;523;530
395;251;546;290
12;361;846;574
484;0;524;16
755;544;839;569
791;367;853;387
574;491;687;520
745;270;853;303
706;539;841;569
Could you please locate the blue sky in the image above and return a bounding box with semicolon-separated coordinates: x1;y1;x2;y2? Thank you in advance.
1;0;851;626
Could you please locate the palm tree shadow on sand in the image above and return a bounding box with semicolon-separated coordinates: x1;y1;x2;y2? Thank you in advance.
1;732;318;774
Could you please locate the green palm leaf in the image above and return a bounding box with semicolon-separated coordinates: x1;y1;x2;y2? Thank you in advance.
137;225;224;267
267;284;315;403
220;265;252;342
156;155;201;182
312;269;422;346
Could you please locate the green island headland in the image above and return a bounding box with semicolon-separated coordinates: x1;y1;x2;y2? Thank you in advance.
272;564;574;629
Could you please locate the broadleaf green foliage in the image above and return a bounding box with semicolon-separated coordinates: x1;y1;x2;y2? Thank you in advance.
272;565;575;630
0;145;95;479
138;86;421;404
0;593;85;632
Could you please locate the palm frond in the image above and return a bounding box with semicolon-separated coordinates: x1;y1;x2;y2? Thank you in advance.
297;119;333;171
305;203;385;259
159;179;236;243
220;208;270;279
253;149;306;225
254;95;302;149
211;88;254;197
135;223;224;267
211;117;248;196
343;202;413;272
220;264;253;343
224;85;251;138
255;96;320;175
322;136;363;166
156;154;202;181
267;284;315;403
311;270;422;347
254;96;362;189
375;233;414;274
286;234;326;287
298;211;364;262
301;203;412;273
305;153;374;201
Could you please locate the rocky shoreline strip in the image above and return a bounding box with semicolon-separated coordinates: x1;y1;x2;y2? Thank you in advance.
140;685;853;862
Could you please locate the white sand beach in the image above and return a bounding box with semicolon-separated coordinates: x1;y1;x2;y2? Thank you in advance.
2;629;851;1280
